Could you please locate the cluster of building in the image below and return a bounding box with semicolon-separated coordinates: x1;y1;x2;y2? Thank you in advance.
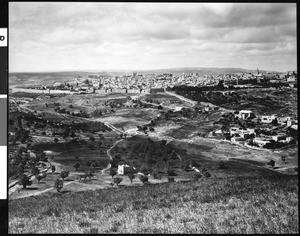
18;69;297;94
213;109;298;148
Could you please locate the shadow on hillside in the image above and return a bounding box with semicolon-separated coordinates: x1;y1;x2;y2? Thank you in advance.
64;179;73;182
25;187;39;191
60;190;71;194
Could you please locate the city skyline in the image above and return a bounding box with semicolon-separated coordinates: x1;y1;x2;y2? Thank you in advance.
9;2;297;73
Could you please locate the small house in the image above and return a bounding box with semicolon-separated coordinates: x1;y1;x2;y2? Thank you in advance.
117;164;136;175
261;115;276;124
238;110;255;120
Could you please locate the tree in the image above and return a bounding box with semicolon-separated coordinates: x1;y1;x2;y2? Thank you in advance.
89;136;95;142
31;166;40;176
19;174;32;189
54;178;63;192
110;169;117;179
149;127;154;132
54;138;59;143
140;164;150;175
91;162;98;169
60;170;69;180
51;165;56;173
36;175;43;183
127;172;135;184
113;177;123;186
73;163;80;171
167;167;176;176
86;161;92;167
86;169;94;179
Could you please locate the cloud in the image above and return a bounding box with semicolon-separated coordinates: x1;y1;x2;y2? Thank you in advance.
9;2;296;72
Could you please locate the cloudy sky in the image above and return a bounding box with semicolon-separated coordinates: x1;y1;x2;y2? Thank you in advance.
9;2;296;72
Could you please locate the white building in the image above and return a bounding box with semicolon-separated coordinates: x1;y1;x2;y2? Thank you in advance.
236;110;254;120
261;115;276;124
117;164;136;175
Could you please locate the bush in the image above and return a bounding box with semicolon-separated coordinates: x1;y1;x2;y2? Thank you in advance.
51;165;56;173
167;177;175;182
60;170;69;180
139;175;148;184
113;177;123;186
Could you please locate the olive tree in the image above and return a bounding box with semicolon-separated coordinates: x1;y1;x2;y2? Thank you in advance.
113;177;123;186
60;170;69;180
19;174;32;189
54;178;63;192
110;169;117;179
127;172;135;184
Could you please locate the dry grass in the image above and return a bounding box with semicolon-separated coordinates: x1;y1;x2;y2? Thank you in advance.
9;175;298;234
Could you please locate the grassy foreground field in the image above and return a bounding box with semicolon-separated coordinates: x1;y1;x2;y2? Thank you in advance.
9;175;298;234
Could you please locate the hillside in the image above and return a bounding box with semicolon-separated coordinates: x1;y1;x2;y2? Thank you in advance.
9;175;298;234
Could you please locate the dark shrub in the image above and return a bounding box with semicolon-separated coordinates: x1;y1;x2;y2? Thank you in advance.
167;177;175;182
219;161;227;169
113;177;123;186
267;160;275;167
139;175;148;184
73;163;80;171
203;171;211;178
110;169;117;178
167;168;176;176
193;172;202;180
60;170;69;180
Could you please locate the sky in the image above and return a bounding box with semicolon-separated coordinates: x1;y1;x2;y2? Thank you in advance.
9;2;297;72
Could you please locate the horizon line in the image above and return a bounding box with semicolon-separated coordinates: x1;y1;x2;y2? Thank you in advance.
9;66;295;74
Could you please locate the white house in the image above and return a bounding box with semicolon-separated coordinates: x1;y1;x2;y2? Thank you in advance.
237;110;254;120
261;115;276;124
253;137;272;147
174;106;183;112
117;164;136;175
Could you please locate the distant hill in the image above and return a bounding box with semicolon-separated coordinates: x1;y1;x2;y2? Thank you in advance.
136;67;280;75
9;71;109;87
